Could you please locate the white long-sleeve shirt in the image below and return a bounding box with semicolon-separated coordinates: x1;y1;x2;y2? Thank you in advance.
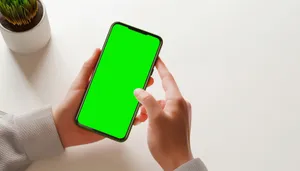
0;107;207;171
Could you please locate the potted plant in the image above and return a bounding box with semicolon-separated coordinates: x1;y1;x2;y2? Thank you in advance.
0;0;51;54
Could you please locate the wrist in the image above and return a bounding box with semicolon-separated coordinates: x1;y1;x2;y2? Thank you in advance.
163;153;194;171
53;110;68;149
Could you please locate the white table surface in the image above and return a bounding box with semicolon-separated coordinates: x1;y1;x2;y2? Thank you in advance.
1;0;300;170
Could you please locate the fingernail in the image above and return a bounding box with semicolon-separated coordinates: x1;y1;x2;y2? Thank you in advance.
134;88;144;96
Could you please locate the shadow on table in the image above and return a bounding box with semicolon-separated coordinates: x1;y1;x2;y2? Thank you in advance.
10;39;51;81
9;38;70;105
27;141;133;171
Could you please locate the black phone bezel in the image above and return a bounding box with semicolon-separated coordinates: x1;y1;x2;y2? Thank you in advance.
74;21;163;142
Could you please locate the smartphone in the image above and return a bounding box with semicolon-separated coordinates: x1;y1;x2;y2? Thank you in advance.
75;22;163;142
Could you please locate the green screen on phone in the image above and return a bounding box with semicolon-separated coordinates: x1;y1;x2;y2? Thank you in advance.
76;23;162;141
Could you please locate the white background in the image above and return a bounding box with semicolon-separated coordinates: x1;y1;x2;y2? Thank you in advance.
0;0;300;171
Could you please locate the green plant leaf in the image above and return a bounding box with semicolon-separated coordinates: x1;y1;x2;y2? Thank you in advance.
0;0;38;25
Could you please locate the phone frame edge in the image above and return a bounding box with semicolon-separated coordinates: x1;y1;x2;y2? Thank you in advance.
74;21;163;142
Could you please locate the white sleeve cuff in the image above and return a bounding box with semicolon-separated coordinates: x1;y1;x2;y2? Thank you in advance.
174;158;208;171
14;106;64;161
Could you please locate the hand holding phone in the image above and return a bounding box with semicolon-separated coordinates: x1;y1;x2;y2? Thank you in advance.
53;49;153;148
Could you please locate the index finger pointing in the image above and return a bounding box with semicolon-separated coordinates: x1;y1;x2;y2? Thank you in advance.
155;58;182;99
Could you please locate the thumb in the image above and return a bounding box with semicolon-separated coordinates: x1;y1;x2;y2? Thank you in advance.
134;88;161;119
72;48;101;90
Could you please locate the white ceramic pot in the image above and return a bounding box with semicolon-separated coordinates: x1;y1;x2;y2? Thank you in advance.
0;1;51;54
